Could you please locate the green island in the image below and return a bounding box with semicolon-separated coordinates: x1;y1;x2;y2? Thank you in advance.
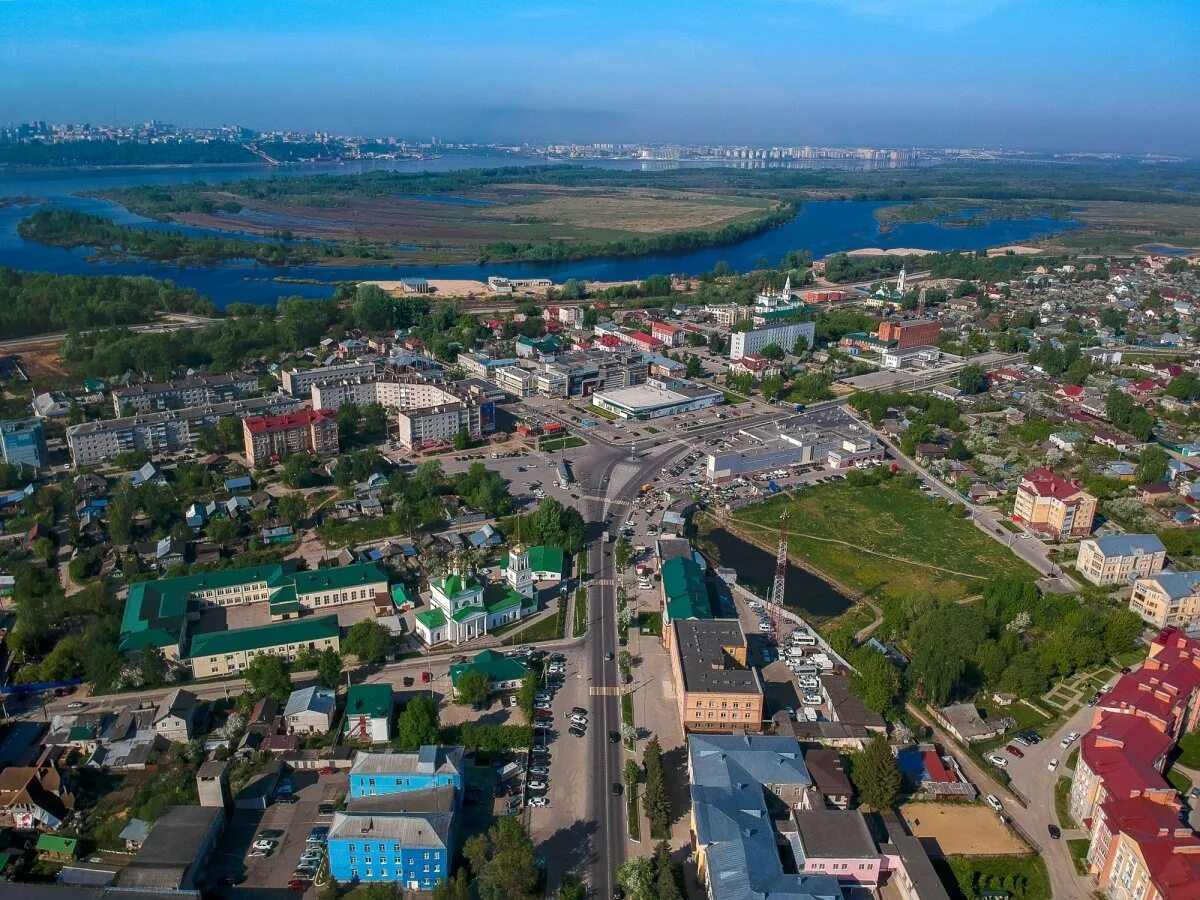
874;198;1072;229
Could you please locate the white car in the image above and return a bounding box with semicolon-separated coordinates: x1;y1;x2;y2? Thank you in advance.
986;794;1004;812
529;766;549;777
527;780;548;791
534;702;552;711
802;692;822;706
798;676;820;689
571;715;589;726
527;796;549;808
1048;758;1059;772
252;839;276;852
988;755;1008;768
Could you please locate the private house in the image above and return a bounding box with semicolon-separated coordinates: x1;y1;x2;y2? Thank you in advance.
0;763;76;830
449;650;529;697
343;685;394;743
413;550;536;646
35;834;79;861
284;686;338;735
153;689;197;742
1012;467;1097;539
932;703;1006;744
1076;534;1168;586
1129;572;1200;630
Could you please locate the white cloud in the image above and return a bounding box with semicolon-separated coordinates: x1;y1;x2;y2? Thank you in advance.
791;0;1018;28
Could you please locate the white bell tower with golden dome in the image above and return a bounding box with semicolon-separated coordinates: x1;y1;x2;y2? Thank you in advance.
505;543;534;599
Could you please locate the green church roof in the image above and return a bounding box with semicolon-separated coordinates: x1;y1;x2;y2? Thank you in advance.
415;608;446;629
500;545;565;575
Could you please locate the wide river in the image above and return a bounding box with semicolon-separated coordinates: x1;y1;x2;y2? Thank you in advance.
0;154;1076;307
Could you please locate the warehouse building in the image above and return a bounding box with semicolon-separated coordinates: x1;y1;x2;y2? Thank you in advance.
592;377;723;420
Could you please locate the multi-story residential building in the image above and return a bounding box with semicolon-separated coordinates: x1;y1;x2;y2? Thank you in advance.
281;361;376;397
493;365;536;398
328;746;464;889
112;373;258;415
1091;807;1200;900
118;561;387;660
67;395;301;466
1092;626;1200;740
456;352;516;382
1129;572;1200;630
1077;535;1168;586
728;321;816;359
186;615;341;678
1012;467;1097;538
243;408;338;465
0;418;48;469
1068;714;1175;826
651;321;684;347
688;733;841;900
670;619;764;733
874;317;941;349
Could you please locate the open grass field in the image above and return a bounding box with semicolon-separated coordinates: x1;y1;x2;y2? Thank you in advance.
729;479;1036;605
939;855;1051;900
1044;200;1200;253
150;184;783;250
901;803;1029;856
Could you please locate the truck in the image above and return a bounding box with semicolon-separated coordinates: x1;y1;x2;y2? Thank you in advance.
556;461;573;487
602;530;612;543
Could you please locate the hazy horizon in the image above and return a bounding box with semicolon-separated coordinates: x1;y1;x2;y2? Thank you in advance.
2;0;1197;156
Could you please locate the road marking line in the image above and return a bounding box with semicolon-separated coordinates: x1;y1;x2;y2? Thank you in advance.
589;686;621;696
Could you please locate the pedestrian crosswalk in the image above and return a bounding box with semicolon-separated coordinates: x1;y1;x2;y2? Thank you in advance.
589;686;622;696
589;578;615;587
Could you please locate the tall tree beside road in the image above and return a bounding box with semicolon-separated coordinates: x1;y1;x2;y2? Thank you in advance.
615;858;655;900
316;647;343;689
653;840;684;900
455;671;491;706
246;653;293;703
462;816;540;900
395;694;440;751
956;364;987;394
614;536;632;571
139;645;168;687
517;670;539;723
642;736;671;838
342;619;392;665
849;650;904;718
850;734;902;811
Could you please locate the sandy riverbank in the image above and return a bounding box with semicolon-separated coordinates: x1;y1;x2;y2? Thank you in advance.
843;244;1044;258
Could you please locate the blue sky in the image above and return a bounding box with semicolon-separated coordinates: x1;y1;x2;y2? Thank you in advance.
1;0;1197;153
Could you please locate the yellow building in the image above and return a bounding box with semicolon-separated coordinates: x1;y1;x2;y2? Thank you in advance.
1129;572;1200;630
1012;467;1096;539
670;619;764;733
188;615;341;678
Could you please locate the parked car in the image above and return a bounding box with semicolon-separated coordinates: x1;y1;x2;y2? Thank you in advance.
569;725;586;737
527;780;548;791
1048;759;1059;772
252;839;276;852
529;766;549;777
1047;824;1061;840
801;693;821;706
1005;744;1024;759
986;794;1004;812
527;796;549;808
987;755;1008;768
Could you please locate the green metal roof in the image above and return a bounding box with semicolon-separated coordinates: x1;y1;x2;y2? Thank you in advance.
415;608;446;629
344;684;393;720
292;562;388;595
36;834;78;856
500;545;565;575
67;725;95;742
662;556;711;622
483;583;525;613
188;614;340;658
392;584;415;606
451;604;485;623
433;573;482;598
450;649;529;686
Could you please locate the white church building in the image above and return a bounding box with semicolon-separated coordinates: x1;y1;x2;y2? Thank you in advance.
413;545;540;646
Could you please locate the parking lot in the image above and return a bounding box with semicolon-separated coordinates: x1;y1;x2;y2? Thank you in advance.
208;768;346;895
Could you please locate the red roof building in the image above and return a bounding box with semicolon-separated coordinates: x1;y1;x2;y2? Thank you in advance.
650;321;684;347
1012;467;1097;539
921;750;955;784
242;409;338;466
626;331;664;351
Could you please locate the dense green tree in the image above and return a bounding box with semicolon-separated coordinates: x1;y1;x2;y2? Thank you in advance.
1136;445;1170;485
205;516;241;544
277;493;309;528
432;871;473;900
849;650;903;717
281;452;319;488
642;736;671;837
317;647;343;689
850;735;902;810
759;342;786;360
653;840;684;900
462;816;540;900
557;875;587;900
342;618;392;665
517;670;539;723
642;274;672;296
956;364;987;394
455;671;491;706
353;283;394;332
615;858;655;900
760;374;784;401
245;653;292;702
395;694;440;751
139;645;168;687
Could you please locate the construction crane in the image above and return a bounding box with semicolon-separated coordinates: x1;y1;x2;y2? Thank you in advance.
766;512;789;639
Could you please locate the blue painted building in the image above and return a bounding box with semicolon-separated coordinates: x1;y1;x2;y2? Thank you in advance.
348;745;464;799
328;746;465;888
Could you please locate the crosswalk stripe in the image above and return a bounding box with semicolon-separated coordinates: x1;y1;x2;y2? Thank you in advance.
588;686;621;696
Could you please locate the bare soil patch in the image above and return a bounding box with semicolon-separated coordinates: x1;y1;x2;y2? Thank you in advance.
901;802;1028;856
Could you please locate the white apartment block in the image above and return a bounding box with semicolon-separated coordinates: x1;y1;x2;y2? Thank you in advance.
729;321;816;359
1076;535;1167;586
281;361;377;396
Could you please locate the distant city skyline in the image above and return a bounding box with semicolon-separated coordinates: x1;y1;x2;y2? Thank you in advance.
1;0;1197;155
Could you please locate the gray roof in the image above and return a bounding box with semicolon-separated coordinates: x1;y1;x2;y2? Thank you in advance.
674;619;762;696
1143;571;1200;601
791;809;877;860
329;810;453;849
347;785;457;814
153;688;196;724
689;733;831;900
117;805;222;890
882;835;952;900
284;685;337;719
1092;534;1166;557
349;746;464;778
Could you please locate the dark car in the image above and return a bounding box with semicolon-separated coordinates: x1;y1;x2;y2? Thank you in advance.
276;794;299;804
1047;824;1061;840
569;725;586;737
609;731;621;743
1005;744;1024;759
612;783;623;796
218;875;246;887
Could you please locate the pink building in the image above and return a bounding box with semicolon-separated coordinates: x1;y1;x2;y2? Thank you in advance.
651;321;685;347
789;809;883;887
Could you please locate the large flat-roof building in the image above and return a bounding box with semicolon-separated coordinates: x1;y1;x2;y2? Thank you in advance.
117;805;224;892
112;373;258;415
67;394;301;466
1077;534;1168;586
729;320;816;359
187;615;341;678
0;417;48;470
670;619;764;733
591;377;723;420
243;408;339;465
281;361;377;397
